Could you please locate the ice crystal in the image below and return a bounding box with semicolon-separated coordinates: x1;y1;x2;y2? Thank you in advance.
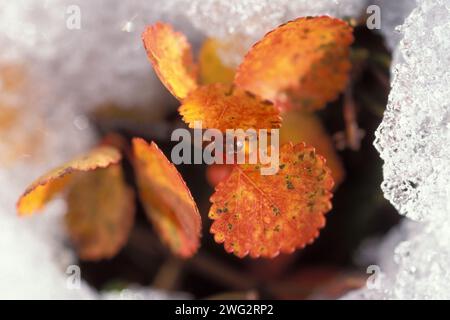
346;0;450;299
374;0;450;222
373;0;417;51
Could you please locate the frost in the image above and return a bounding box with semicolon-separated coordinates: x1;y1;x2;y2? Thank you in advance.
346;0;450;299
374;0;450;222
373;0;417;51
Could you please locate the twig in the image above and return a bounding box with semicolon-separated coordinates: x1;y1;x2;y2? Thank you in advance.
152;257;184;291
187;253;259;291
126;225;258;291
339;86;365;151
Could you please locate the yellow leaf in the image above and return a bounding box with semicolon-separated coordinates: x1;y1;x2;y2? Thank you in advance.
132;138;202;258
17;146;121;216
142;22;198;100
199;38;235;85
65;164;135;260
280;110;345;186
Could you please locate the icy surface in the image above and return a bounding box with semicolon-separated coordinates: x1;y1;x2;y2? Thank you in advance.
346;0;450;299
373;0;417;51
375;0;450;222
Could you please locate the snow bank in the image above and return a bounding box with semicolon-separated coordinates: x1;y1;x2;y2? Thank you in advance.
346;0;450;299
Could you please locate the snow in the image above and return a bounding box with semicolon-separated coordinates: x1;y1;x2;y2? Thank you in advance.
373;0;417;51
345;0;450;299
0;122;95;299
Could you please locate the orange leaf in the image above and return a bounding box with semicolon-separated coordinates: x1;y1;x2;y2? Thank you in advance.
0;63;45;166
280;110;345;186
142;22;198;100
132;138;201;258
0;63;26;93
209;142;334;258
0;106;19;133
65;164;135;260
199;38;235;85
179;83;281;131
235;16;353;111
17;146;121;216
